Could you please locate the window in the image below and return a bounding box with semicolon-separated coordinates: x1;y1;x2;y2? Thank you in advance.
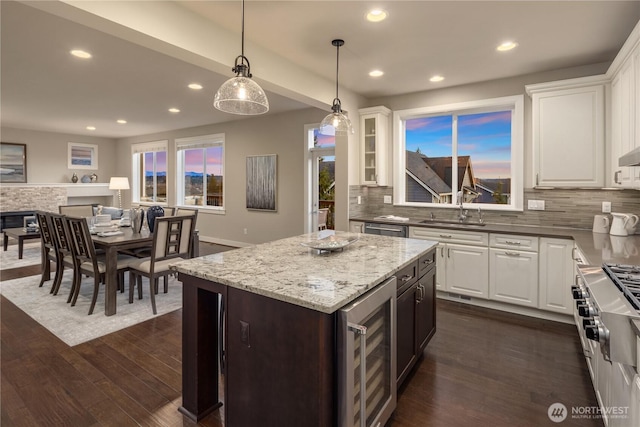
393;95;524;211
176;134;224;210
131;140;168;204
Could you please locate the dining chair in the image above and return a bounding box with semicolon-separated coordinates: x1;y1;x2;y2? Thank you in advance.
65;215;138;315
128;215;195;314
58;204;94;217
35;211;61;289
49;213;79;300
318;208;329;230
172;207;198;257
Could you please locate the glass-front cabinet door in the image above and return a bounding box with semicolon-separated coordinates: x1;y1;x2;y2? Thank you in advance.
360;106;391;186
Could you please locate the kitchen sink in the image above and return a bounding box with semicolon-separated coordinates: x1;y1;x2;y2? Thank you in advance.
419;219;486;227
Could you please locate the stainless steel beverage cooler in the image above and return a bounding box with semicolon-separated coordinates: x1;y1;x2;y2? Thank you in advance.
338;277;397;427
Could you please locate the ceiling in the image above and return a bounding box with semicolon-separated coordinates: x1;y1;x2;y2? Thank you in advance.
2;1;639;139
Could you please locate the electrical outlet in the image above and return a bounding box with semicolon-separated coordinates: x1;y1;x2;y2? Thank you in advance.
244;228;248;235
383;195;392;204
357;196;362;205
527;200;545;211
602;201;611;213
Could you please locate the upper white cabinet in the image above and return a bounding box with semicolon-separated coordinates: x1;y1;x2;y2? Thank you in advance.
527;76;607;188
608;20;640;188
359;106;391;186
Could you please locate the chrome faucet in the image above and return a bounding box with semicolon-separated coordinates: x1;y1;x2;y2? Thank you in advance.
457;191;468;222
478;207;484;224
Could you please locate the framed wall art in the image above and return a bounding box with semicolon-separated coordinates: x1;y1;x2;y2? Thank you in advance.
0;142;27;183
246;154;277;211
68;142;98;169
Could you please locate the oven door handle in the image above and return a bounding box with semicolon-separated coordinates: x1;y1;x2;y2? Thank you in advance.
348;322;368;427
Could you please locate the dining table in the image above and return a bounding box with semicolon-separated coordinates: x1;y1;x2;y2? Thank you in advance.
91;227;153;316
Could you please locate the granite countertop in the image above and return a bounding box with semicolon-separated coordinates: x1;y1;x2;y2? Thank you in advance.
352;216;640;266
171;230;438;314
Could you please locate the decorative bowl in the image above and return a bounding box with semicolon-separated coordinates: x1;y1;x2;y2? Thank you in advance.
301;234;359;252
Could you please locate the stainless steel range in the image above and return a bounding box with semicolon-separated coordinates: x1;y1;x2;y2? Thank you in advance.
574;264;640;366
573;263;640;426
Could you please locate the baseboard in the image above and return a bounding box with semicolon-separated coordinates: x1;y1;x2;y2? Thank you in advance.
436;291;574;324
198;235;252;248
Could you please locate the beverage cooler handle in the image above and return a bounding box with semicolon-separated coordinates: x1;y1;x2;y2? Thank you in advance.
219;295;226;374
348;322;368;427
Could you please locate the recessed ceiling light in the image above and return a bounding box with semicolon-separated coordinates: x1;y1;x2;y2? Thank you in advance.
116;119;127;124
168;108;180;113
496;41;518;52
369;70;384;77
188;83;203;90
366;9;388;22
86;126;96;131
430;75;445;82
70;50;92;59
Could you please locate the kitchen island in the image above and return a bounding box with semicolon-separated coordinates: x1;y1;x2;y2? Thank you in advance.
171;231;437;426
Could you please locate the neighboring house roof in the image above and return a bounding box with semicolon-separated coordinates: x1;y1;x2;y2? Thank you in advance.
423;155;474;192
406;151;451;194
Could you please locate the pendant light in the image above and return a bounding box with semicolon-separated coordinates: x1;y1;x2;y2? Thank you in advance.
214;0;269;115
319;39;354;136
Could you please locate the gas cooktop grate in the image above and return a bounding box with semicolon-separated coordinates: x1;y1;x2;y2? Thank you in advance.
603;263;640;311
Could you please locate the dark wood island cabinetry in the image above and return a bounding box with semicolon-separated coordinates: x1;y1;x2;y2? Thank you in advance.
172;232;438;426
396;249;437;387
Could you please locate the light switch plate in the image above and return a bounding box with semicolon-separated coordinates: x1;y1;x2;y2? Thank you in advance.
383;195;392;204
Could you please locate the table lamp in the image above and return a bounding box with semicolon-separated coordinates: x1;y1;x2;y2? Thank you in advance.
109;177;130;208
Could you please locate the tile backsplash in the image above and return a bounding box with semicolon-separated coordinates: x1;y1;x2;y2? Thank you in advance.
350;186;640;231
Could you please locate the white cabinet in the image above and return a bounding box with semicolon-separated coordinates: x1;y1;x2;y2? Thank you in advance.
609;25;640;188
608;362;635;427
446;244;489;298
631;374;640;427
527;76;607;188
359;106;391;186
539;237;576;314
489;234;539;308
409;227;489;298
349;220;364;233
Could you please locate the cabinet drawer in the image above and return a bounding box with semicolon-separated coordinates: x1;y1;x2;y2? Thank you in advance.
410;227;488;246
395;261;418;295
418;249;436;277
490;233;539;252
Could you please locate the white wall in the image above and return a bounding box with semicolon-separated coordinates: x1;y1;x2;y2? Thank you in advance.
115;107;328;246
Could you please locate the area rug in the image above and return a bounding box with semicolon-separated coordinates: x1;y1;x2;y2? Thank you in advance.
1;272;183;346
0;240;42;270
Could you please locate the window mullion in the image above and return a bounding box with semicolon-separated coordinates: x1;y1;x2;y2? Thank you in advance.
451;114;459;206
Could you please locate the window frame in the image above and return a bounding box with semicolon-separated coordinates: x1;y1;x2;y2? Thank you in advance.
175;133;225;213
131;140;168;206
392;95;524;211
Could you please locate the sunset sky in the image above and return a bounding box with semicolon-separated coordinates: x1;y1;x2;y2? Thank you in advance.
406;110;512;179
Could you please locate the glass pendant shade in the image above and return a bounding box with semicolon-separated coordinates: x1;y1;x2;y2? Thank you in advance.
214;75;269;115
319;110;353;136
213;0;269;116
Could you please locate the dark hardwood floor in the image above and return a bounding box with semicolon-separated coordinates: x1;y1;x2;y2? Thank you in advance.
1;246;601;427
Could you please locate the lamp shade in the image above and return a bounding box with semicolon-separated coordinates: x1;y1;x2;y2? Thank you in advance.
108;177;130;190
214;76;269;115
319;111;353;136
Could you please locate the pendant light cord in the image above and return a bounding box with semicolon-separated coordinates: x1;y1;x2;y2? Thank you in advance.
241;0;245;58
335;42;340;100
